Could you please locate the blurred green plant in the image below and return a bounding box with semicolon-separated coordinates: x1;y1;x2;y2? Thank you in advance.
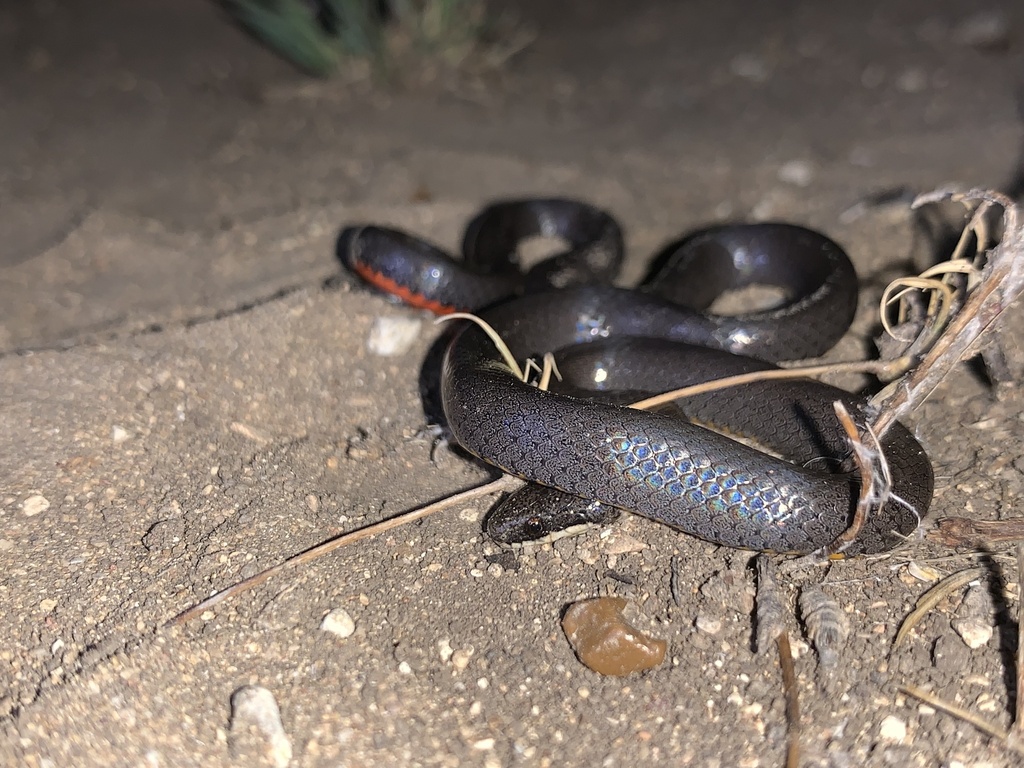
222;0;384;76
388;0;486;66
221;0;500;78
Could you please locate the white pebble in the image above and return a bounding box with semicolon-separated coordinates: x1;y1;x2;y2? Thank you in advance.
952;618;993;649
577;545;600;566
695;615;722;635
437;638;454;663
228;686;292;768
111;425;129;442
451;648;474;671
777;160;814;187
22;494;50;516
602;531;646;555
367;316;422;356
878;715;907;743
320;608;356;639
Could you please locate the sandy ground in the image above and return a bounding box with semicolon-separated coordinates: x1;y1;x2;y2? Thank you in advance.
3;0;1024;765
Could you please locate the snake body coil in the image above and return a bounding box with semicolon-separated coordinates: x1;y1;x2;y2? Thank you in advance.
343;199;933;555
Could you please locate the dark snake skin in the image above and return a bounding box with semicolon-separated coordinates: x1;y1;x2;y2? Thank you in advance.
343;199;934;555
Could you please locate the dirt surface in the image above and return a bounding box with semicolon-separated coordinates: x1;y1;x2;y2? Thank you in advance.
3;0;1024;765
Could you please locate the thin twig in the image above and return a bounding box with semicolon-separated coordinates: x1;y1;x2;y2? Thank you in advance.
626;359;909;412
929;518;1024;548
437;313;526;380
777;632;801;768
892;567;984;649
167;475;525;626
1015;543;1024;737
824;401;884;556
900;684;1024;754
755;556;801;766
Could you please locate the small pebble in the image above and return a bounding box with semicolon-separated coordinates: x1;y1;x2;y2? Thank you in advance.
367;316;422;356
977;692;998;713
320;608;356;639
777;160;814;187
695;615;722;635
951;617;993;649
451;648;474;671
110;425;129;442
562;596;666;676
577;545;600;566
878;715;907;743
438;638;454;663
22;495;50;517
951;584;996;649
228;686;292;768
602;531;645;556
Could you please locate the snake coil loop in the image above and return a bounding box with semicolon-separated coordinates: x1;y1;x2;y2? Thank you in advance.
343;199;933;554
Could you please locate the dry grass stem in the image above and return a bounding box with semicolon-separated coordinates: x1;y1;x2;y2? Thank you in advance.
892;567;984;649
900;684;1024;755
167;474;524;626
870;189;1024;437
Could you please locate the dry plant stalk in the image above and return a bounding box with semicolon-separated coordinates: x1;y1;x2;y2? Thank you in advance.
930;518;1024;548
898;547;1024;757
755;556;801;768
892;567;984;649
166;474;525;626
1016;543;1024;740
825;402;887;555
870;188;1024;437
